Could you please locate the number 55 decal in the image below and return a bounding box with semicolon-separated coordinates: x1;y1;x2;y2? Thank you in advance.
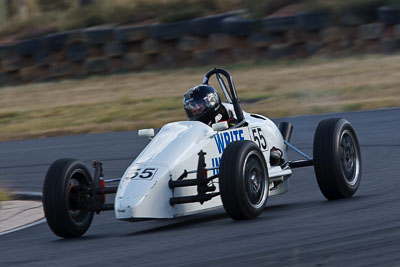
251;127;268;151
128;168;158;180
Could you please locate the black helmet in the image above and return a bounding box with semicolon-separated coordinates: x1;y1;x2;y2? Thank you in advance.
183;84;221;125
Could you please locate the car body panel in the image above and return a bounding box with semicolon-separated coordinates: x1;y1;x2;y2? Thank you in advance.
115;103;292;220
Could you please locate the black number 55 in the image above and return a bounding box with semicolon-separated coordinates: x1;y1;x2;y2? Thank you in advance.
129;168;158;180
252;127;267;150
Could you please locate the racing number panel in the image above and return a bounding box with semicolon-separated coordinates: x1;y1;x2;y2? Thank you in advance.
250;127;268;151
128;168;158;180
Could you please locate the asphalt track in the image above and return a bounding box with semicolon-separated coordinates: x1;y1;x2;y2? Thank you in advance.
0;108;399;266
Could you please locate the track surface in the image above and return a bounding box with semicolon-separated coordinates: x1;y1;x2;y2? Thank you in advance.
0;108;399;266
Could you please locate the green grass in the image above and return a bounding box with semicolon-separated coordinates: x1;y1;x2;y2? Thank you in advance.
0;54;399;142
0;188;10;202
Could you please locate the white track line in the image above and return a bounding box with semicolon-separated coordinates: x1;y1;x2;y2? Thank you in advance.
0;218;46;236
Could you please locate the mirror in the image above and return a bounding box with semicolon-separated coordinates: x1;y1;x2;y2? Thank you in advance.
212;121;229;131
138;128;155;138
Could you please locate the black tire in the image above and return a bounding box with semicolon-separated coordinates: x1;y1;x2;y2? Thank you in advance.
16;38;42;56
296;12;330;31
44;31;71;52
378;7;400;25
82;27;114;45
67;42;88;62
313;118;362;200
219;141;269;220
150;21;189;41
261;16;296;33
42;158;94;238
221;16;257;36
189;12;239;36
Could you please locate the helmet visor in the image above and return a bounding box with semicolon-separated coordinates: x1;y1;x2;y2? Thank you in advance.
184;93;218;120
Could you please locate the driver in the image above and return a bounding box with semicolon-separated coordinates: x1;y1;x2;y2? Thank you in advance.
183;84;235;126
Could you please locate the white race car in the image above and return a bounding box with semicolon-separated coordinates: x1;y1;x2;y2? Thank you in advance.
42;68;362;238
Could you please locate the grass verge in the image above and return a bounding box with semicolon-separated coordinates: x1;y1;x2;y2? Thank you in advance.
0;54;399;142
0;188;10;202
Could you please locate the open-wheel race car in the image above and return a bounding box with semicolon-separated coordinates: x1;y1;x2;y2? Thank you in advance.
42;68;362;238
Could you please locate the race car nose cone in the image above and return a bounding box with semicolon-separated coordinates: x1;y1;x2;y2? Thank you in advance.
114;164;175;220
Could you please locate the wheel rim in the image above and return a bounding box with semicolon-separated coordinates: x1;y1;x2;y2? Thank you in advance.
339;130;360;186
243;151;267;209
67;170;92;226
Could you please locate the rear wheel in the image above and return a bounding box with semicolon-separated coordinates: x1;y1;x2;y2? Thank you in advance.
219;141;269;220
42;159;94;238
313;118;362;200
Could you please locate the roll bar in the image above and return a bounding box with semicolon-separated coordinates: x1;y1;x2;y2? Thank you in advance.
202;68;245;123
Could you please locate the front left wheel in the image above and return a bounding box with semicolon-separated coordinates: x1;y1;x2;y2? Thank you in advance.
219;141;269;220
42;159;94;238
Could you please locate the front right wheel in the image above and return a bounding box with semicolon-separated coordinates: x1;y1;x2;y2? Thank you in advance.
313;118;362;200
42;158;94;238
219;141;269;220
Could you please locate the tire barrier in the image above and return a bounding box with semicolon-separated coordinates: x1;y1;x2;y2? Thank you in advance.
83;27;114;45
221;16;258;36
189;12;239;37
44;31;72;52
296;12;330;31
104;42;126;57
151;21;190;41
16;38;42;56
114;25;149;42
261;16;296;33
0;8;400;85
67;42;88;62
378;7;400;25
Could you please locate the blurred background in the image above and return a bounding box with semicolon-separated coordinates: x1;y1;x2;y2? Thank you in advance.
1;0;399;34
0;0;399;142
1;0;400;37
